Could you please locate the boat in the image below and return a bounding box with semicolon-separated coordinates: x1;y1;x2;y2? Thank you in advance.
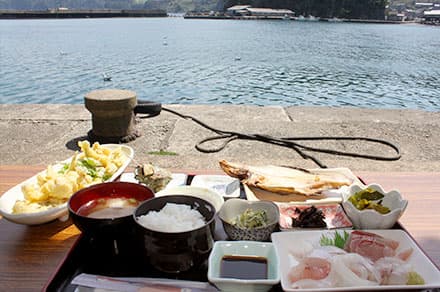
327;17;343;22
294;15;320;21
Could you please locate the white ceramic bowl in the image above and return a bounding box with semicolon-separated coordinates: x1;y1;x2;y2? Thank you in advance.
208;241;280;292
0;144;133;225
155;185;224;212
342;183;408;229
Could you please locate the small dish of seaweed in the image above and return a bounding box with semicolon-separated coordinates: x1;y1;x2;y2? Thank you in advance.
278;203;352;230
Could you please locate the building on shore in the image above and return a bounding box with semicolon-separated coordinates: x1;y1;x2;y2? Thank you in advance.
226;5;294;19
387;10;407;21
225;5;252;16
423;9;440;24
386;2;440;22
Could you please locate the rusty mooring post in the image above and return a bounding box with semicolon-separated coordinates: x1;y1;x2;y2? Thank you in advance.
84;89;140;143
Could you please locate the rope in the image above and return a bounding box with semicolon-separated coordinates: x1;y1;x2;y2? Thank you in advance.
161;107;401;168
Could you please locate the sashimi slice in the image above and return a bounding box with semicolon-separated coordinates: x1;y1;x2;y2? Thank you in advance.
344;230;399;262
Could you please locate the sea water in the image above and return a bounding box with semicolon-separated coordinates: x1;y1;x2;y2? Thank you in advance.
0;17;439;111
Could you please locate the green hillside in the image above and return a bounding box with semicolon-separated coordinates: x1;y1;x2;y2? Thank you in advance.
143;0;221;13
0;0;435;14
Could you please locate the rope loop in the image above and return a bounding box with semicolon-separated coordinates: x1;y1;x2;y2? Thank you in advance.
162;107;401;168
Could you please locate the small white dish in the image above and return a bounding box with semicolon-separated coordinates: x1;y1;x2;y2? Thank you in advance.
342;183;408;229
0;144;133;225
278;203;352;230
190;175;241;198
119;172;187;189
208;241;280;292
155;185;224;212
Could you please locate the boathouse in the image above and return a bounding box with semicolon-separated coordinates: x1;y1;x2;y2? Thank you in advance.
226;5;251;16
246;8;294;18
226;5;294;18
423;9;440;23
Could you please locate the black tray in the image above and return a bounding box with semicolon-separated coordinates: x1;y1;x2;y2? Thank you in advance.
42;175;416;292
45;231;218;291
45;175;244;291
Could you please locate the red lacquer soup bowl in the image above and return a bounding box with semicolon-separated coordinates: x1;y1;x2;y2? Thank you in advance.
68;182;154;238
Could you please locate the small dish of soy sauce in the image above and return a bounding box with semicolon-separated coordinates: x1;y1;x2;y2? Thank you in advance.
207;241;280;292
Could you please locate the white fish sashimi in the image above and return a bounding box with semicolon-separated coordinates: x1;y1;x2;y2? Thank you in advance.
288;240;314;259
291;277;334;289
288;246;346;289
309;245;347;259
329;253;381;287
288;257;333;288
288;251;381;289
286;232;424;289
376;257;414;285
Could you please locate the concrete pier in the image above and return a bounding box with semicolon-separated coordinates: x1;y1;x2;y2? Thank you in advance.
1;104;439;172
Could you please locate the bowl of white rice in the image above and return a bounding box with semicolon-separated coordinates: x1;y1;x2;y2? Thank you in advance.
134;195;216;273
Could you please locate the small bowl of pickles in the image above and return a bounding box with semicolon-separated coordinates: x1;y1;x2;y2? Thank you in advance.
342;183;408;229
218;199;279;241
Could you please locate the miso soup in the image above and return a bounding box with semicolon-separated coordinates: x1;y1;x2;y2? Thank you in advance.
77;197;140;219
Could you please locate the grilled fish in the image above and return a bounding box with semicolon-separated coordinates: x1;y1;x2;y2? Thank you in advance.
219;160;353;196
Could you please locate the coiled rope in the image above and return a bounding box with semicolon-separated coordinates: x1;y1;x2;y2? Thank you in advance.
161;107;401;168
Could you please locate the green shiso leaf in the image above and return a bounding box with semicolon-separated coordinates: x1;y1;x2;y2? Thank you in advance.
320;230;349;249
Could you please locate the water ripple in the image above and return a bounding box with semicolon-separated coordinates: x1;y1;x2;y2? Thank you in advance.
1;18;440;110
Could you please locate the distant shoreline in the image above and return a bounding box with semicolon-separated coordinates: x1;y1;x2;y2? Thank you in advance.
183;14;416;24
0;10;426;25
0;9;167;19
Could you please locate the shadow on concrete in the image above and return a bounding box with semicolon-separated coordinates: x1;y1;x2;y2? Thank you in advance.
65;136;90;151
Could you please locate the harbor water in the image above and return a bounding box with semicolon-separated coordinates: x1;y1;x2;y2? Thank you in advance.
1;17;439;111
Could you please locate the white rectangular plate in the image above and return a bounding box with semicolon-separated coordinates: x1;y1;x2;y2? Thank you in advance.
271;229;440;291
190;174;240;198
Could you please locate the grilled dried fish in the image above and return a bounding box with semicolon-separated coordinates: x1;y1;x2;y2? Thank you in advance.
219;160;353;196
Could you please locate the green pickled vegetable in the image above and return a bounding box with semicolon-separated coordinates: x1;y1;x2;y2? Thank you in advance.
231;208;268;229
348;187;390;214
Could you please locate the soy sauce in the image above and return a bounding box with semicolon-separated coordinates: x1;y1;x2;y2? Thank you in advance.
220;255;268;280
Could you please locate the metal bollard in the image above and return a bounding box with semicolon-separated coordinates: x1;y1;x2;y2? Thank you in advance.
84;89;140;143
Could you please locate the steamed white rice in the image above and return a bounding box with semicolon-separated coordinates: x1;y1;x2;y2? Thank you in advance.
137;203;206;232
